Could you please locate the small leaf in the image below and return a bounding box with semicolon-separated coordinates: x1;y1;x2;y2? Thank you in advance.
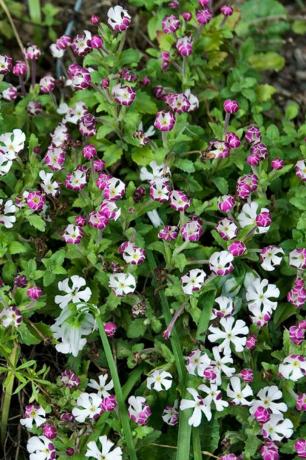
196;290;216;339
249;52;285;72
27;215;46;232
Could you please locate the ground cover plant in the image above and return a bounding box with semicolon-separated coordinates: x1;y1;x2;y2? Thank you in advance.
0;0;305;459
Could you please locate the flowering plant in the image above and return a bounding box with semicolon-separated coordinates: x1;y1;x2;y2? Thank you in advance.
0;1;305;460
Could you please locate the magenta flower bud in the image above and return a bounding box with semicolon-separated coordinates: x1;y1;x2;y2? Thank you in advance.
93;159;105;172
90;35;103;48
289;325;304;345
225;132;241;149
90;15;100;25
254;406;270;424
13;60;27;76
240;368;253;382
39;75;56;94
27;101;43;116
182;11;192;21
162;15;180;33
101;78;109;89
246;335;257;350
203;367;217;381
14;274;27;287
100;395;117;412
271;158;284;170
0;54;13;74
245;125;261;144
176;36;193;57
287;278;306;308
154;111;176;131
153;85;167;100
199;0;210;6
218;195;235;213
247;153;261;166
296;393;306;412
82;144;97;160
104;322;117;337
224;99;239;113
25;45;41;61
161;51;170;71
56;35;71;50
61;370;80;388
60;412;74;422
142;76;150;86
260;442;279;460
295;439;306;459
236;174;258;199
27;286;43;300
220;5;234;16
2;86;18;101
196;9;213;25
228;241;246;257
158;226;178;241
256;211;271;228
43;424;57;440
133;186;146;202
67;64;91;90
168;1;179;8
75;215;86;227
66;448;75;456
220;455;238;460
251;142;268;160
27;191;45;211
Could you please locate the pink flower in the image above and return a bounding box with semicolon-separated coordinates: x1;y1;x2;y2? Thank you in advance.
39;75;56;94
181;219;203;241
161;51;170;71
246;335;257;350
25;45;41;61
296;393;306;412
44;146;66;171
176;36;193;57
251;142;268;160
0;55;13;74
154;111;176;131
165;93;191;113
67;64;91;90
90;15;100;25
196;9;213;25
228;241;247;257
295;439;306;459
260;441;279;460
2;86;18;101
158;226;178;241
224;99;239;113
88;211;109;230
225;132;241;149
254;406;271;424
71;31;92;56
56;35;72;49
182;12;192;21
240;368;254;383
61;370;80;388
112;84;136;106
206;140;230;159
271;158;284;170
256;211;272;228
203;367;217;381
104;322;117;337
150;178;171;202
287;278;306;308
82;144;97;160
220;5;233;16
63;224;83;244
162;15;180;33
93;159;105;172
91;35;103;48
13;60;27;76
100;395;117;412
289;325;304;345
42;424;57;440
295;160;306;182
216;218;238;240
27;286;43;300
27;191;45;211
170;190;191;211
245;125;261;144
218;195;235;213
107;6;131;32
236;173;258;199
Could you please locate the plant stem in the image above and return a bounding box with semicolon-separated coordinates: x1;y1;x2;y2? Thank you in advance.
1;342;19;445
96;316;137;460
192;427;202;460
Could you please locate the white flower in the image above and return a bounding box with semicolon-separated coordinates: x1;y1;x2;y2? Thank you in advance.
57;102;69;115
211;296;234;319
208;317;249;355
211;347;235;386
39;170;59;197
262;415;293;442
250;386;287;416
289;248;306;269
238;201;270;234
55;275;92;308
260;246;284;271
51;305;95;357
227;376;253;405
279;355;306;382
162;402;179;426
245;277;279;312
181;269;206;295
109;273;136;296
147;209;163;228
209;250;234;276
50;43;65;58
184;89;199;111
147;370;172;392
0;129;25;175
107;5;131;31
186;349;211;377
88;374;114;397
0;199;16;228
20;405;46;429
140;161;170;182
180;388;211;426
86;435;122;460
64;101;88;124
198;383;228;417
27;436;55;460
72;392;102;422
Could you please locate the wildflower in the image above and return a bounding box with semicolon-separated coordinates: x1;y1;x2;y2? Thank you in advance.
25;45;41;60
27;436;56;460
211;346;235;385
0;129;25;175
196;9;213;25
279;355;306;381
180;388;211;426
71;30;92;56
2;86;18;101
225;132;240;149
154;111;176;131
27;286;43;300
289;248;306;269
236;174;258;199
13;60;27;76
289;324;305;345
176;36;193;57
150;178;171;202
162;403;179;426
224;99;239;113
63;224;83;244
218;195;235;213
61;370;80;388
208;317;249;354
240;369;254;383
128;396;151;425
251;142;268;160
296;393;306;411
238;201;270;233
245;277;279;312
271;158;284;170
67;64;91;90
287;278;306;308
86;435;122;460
72;393;103;422
104;322;117;337
100;395;117;412
181;219;203;241
103;177;126;201
216;218;238;240
181;269;206;295
295;439;306;459
262;414;293;442
186;349;211;377
199;383;228;417
118;242;145;265
260;246;284;271
295;159;306;182
39;75;56;94
209;250;234;276
253;406;271;424
140;161;170;182
212;296;234;319
220;5;233;16
65;169;87;191
0;199;16;228
39;171;59;197
107;6;131;32
112;84;136;106
20;404;46;429
260;442;280;460
88;374;114;397
109;273;136;296
134;123;155;145
0;306;22;328
44;146;66;171
55;276;92;309
0;54;12;74
162;15;180;33
205;140;230;159
228;241;247;257
226;376;253;405
250;386;287;416
26;191;45;212
147;370;172;391
246;335;257;350
42;424;57;440
158;225;178;241
28;101;43;116
165;93;191;113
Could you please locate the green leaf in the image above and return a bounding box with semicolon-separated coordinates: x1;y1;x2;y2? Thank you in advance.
127;319;146;338
175;159;195;173
8;241;27;255
292;19;306;35
285;101;299;120
256;84;276;102
27;215;46;232
249;52;285;72
212;177;228;194
102;144;123;167
196;290;216;339
133;92;157;114
18;323;41;345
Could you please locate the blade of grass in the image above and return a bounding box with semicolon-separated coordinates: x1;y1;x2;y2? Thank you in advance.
1;342;19;445
27;0;42;44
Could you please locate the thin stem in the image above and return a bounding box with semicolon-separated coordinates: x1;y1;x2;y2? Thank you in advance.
31;61;36;88
192;427;202;460
96;316;137;460
223;112;231;136
118;31;127;54
0;0;26;58
1;342;19;445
